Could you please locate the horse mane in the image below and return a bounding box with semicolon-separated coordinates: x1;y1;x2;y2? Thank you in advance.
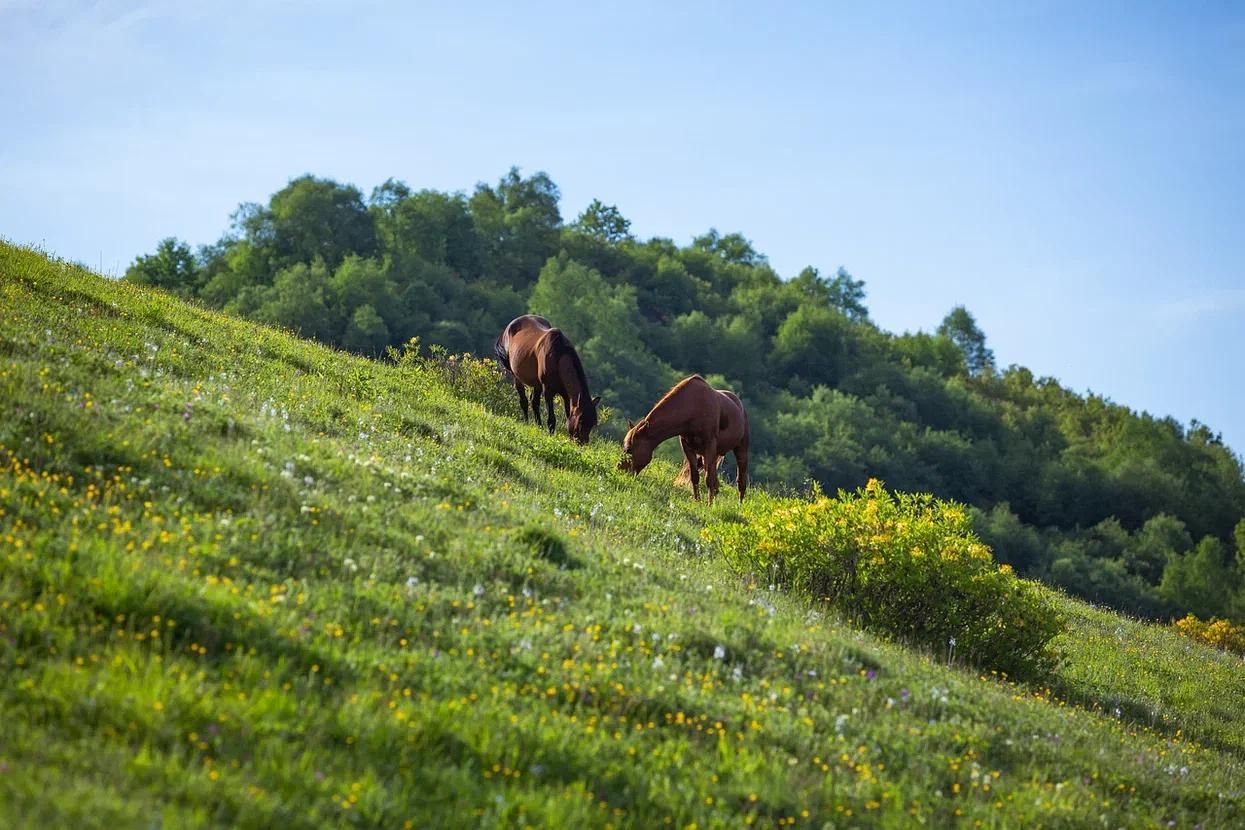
549;329;591;399
649;374;704;413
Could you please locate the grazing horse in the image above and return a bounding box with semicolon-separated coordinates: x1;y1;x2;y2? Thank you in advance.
494;314;601;444
618;375;749;503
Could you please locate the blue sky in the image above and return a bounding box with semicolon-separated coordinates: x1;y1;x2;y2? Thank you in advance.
3;1;1243;454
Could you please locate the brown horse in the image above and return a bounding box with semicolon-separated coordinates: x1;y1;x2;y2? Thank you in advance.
618;375;749;503
494;314;600;444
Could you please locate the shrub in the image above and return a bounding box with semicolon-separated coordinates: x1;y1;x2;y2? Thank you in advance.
387;337;514;413
705;480;1065;678
1173;614;1245;656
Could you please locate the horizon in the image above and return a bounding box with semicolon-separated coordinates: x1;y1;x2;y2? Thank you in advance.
2;0;1243;455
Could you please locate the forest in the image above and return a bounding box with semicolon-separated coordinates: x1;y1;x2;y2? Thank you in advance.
125;168;1245;626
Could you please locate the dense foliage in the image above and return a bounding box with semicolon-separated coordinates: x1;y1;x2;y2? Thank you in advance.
8;243;1245;827
126;170;1245;625
706;481;1065;679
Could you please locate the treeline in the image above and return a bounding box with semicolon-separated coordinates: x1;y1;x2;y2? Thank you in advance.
127;169;1245;624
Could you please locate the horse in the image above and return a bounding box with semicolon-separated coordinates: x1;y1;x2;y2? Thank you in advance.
494;314;601;444
618;375;749;503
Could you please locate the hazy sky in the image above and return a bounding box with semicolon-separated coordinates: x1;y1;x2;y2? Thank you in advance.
3;1;1243;454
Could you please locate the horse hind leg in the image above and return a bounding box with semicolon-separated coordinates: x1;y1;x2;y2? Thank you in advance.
515;382;531;422
734;445;749;502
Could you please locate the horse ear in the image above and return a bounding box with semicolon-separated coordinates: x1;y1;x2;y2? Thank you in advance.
592;396;601;408
627;419;634;429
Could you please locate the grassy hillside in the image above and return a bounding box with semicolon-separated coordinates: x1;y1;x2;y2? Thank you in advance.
2;240;1244;828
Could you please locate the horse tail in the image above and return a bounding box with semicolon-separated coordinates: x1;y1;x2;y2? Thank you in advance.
493;331;512;377
674;460;692;487
673;456;723;488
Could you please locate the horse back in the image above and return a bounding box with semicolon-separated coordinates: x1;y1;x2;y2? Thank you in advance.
508;314;552;338
497;315;554;384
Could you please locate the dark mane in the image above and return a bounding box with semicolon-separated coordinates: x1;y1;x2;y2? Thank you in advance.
550;329;592;399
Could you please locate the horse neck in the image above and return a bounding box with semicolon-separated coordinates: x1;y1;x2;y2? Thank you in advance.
638;394;690;445
559;353;590;409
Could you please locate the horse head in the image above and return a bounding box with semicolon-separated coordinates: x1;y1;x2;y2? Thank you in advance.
617;418;653;473
568;395;602;445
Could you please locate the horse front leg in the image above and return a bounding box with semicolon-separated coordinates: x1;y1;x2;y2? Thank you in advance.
545;390;557;434
515;382;531;422
530;383;543;427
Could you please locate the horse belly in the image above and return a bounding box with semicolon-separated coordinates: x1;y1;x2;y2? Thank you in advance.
506;338;542;388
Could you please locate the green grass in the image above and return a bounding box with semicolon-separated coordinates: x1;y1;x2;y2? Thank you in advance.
1;240;1243;828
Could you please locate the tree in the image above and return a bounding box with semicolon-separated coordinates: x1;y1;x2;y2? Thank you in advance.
341;304;390;355
938;305;995;377
692;229;765;266
791;266;868;321
1126;513;1193;584
469;167;562;289
125;238;200;296
372;186;480;277
239;175;378;274
893;332;966;377
1160;536;1236;618
331;256;404;338
827;267;869;321
527;253;605;342
254;260;338;342
771;304;852;389
574;199;633;244
368;177;411;211
771;387;877;492
1236;518;1245;566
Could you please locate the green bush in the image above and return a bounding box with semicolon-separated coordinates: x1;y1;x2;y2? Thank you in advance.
387;336;514;413
705;480;1065;678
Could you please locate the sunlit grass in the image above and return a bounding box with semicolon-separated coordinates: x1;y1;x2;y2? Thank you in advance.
1;241;1243;828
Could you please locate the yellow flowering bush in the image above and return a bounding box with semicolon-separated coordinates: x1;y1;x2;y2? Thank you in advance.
707;480;1065;678
1172;614;1245;655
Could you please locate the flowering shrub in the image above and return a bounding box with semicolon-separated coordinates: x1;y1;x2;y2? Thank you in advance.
706;480;1065;678
1173;614;1245;656
387;337;514;414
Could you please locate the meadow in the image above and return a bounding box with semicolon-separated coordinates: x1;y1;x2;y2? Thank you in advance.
2;240;1243;828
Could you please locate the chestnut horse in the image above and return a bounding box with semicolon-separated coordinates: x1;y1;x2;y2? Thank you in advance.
618;375;749;503
494;315;600;444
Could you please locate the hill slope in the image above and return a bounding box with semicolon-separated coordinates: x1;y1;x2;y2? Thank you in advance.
130;171;1245;626
2;241;1244;828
